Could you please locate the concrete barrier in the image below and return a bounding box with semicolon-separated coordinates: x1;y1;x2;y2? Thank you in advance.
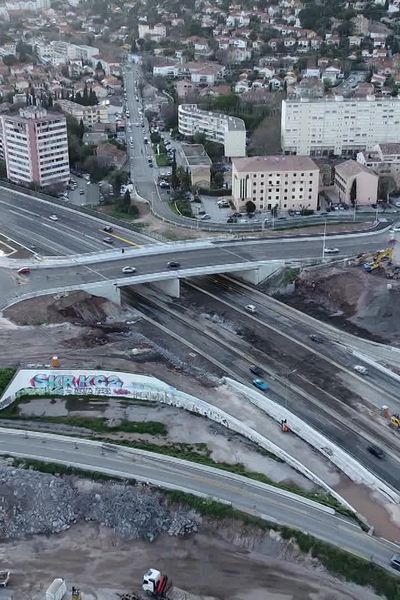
0;369;354;513
225;378;400;504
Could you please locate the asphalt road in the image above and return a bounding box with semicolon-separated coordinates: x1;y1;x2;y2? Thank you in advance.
0;427;397;568
124;65;160;205
0;186;155;256
0;221;393;307
122;285;400;492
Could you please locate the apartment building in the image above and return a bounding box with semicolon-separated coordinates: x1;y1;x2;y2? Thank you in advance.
138;23;167;41
357;143;400;185
1;107;69;187
178;104;246;158
57;99;108;126
281;95;400;156
334;160;378;205
232;155;319;212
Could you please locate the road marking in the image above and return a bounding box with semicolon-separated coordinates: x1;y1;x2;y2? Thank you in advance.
98;229;141;247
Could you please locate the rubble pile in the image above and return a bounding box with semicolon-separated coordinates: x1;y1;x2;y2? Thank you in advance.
0;465;198;541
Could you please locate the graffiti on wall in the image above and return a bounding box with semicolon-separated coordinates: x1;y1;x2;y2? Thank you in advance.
14;372;173;403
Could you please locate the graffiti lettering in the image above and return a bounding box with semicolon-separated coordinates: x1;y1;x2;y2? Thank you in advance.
29;373;124;390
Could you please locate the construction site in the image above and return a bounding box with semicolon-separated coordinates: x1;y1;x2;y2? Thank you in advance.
279;233;400;344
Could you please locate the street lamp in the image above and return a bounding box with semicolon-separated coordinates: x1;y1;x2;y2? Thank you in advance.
284;368;297;409
322;219;327;261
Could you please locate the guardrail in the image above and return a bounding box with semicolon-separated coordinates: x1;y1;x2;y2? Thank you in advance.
0;368;355;514
0;180;392;236
226;378;400;505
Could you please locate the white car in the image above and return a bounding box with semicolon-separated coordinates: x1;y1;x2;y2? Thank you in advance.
354;365;368;374
49;214;58;221
122;266;136;274
245;304;257;313
324;247;339;254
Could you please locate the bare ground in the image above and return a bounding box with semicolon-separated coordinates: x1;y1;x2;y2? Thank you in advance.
2;522;382;600
279;265;400;344
1;294;400;541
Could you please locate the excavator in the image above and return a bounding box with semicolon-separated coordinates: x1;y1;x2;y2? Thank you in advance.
363;248;393;272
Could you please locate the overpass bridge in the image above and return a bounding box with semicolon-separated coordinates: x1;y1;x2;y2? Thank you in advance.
0;231;392;309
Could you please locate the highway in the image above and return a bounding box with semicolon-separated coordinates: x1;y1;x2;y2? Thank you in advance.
0;222;392;306
122;284;400;491
0;427;397;568
0;186;156;256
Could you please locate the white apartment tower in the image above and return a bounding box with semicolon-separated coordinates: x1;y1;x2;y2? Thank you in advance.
281;95;400;157
1;107;70;187
178;104;246;158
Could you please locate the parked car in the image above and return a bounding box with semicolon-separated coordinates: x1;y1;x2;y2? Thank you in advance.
367;445;384;459
200;214;211;220
324;247;340;254
103;237;114;244
252;379;269;391
167;261;180;268
249;365;263;376
49;214;58;221
122;266;136;274
390;554;400;571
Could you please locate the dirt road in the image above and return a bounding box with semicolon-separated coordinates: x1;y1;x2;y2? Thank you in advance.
3;523;381;600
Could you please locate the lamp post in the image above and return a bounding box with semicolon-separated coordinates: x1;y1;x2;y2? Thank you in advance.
322;219;327;262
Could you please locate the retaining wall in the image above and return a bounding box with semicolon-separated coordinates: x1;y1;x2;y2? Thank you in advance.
225;378;400;504
0;369;354;513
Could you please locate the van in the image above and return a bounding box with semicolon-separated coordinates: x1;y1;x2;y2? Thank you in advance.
245;304;257;313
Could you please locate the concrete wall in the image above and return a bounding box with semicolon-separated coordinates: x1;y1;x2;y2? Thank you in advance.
0;369;354;513
225;378;400;504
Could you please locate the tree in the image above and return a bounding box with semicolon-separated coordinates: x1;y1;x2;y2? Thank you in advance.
83;156;104;182
171;150;179;190
245;200;256;214
79;118;85;140
2;54;17;66
109;169;129;196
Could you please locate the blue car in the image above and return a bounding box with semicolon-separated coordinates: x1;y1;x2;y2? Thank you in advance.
252;378;269;391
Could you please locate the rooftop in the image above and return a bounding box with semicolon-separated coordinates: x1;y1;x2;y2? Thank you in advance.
181;143;212;166
179;104;245;131
335;159;376;178
232;155;318;173
377;143;400;155
284;95;400;104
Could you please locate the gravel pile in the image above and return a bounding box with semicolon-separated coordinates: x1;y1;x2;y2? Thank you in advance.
0;465;198;541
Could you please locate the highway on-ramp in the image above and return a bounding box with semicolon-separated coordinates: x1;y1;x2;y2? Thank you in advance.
0;427;397;570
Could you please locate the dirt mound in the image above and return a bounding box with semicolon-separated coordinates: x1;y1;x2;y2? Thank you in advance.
292;265;400;342
4;291;130;326
295;267;367;318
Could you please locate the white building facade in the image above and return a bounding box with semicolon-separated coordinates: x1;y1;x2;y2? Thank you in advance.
281;95;400;156
178;104;246;158
232;155;319;212
1;107;69;187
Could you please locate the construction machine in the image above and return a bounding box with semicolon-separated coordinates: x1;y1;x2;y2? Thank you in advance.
143;569;172;599
363;248;393;272
390;415;400;430
71;586;81;600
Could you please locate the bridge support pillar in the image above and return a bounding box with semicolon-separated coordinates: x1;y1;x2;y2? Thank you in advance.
150;278;180;298
86;282;121;305
231;261;285;285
